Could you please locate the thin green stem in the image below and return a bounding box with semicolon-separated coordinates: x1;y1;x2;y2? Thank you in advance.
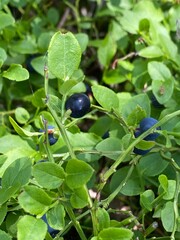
42;119;54;163
101;162;136;208
58;209;90;238
47;102;76;159
43;143;54;163
171;169;180;239
64;204;87;240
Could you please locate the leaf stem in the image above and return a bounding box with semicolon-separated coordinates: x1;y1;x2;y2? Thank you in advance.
64;204;87;240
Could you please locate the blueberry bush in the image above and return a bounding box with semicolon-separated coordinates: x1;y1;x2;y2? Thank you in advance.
0;0;180;240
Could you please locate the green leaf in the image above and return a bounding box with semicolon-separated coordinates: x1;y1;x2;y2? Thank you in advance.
33;162;65;189
31;88;46;108
136;139;155;150
95;137;122;160
97;34;117;67
138;153;169;177
37;32;55;52
17;215;47;240
158;178;176;200
148;61;174;104
0;204;7;225
0;47;7;68
47;7;59;25
31;56;55;79
0;230;12;240
10;39;37;54
65;159;94;189
48;31;81;80
96;208;110;232
68;132;101;149
0;148;35;178
0;11;14;30
103;68;127;85
46;204;66;230
110;166;141;196
158;174;168;192
122;93;150;119
0;184;20;205
18;186;52;215
59;79;80;95
0;134;34;154
161;201;174;232
70;186;89;209
140;190;155;211
9;116;42;137
2;64;29;81
2;157;32;189
138;45;163;58
98;227;133;240
15;107;30;124
126;105;146;127
75;33;89;53
92;85;119;111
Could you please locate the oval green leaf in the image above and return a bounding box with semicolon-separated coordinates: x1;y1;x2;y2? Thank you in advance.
48;31;81;80
98;227;133;240
2;157;32;189
92;85;119;111
2;64;29;81
70;186;89;209
65;159;94;189
17;215;47;240
18;186;52;215
33;162;66;189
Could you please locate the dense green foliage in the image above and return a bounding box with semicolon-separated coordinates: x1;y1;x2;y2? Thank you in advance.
0;0;180;239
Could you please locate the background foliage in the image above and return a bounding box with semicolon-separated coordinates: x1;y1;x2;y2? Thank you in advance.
0;0;180;240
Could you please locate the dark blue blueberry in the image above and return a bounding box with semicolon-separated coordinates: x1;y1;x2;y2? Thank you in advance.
65;93;90;118
150;94;164;108
85;83;92;97
39;125;58;145
41;214;59;237
133;130;151;155
102;131;109;139
139;117;161;141
133;147;151;155
25;54;40;73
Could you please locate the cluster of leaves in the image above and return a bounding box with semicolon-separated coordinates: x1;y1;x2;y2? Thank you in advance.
0;0;180;240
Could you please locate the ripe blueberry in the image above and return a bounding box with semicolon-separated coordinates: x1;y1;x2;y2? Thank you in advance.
102;131;109;139
139;117;161;141
133;130;151;155
65;93;90;118
150;94;164;108
41;214;59;237
39;125;58;145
